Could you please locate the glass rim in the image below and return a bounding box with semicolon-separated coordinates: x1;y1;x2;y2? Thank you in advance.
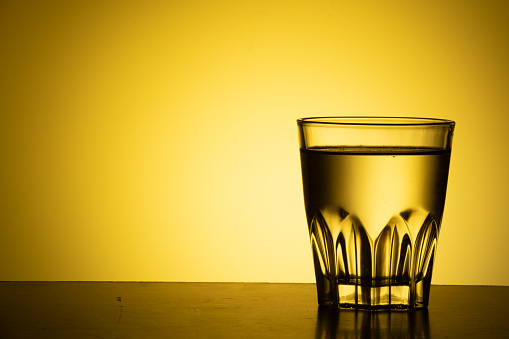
297;116;455;127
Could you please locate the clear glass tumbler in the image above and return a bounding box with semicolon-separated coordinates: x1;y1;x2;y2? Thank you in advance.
298;117;455;310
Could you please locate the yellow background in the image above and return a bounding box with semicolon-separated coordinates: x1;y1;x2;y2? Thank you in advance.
1;0;508;285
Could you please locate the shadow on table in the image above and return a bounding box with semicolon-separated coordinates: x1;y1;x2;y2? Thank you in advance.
315;307;430;338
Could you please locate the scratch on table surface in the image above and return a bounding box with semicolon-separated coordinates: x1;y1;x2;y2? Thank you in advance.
117;306;123;324
113;297;123;329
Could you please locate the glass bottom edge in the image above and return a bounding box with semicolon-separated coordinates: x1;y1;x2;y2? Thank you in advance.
316;284;429;310
318;302;426;311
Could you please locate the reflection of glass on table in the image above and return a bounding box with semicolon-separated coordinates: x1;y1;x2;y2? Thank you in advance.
316;307;430;338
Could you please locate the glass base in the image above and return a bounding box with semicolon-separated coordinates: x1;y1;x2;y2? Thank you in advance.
316;278;432;310
310;209;437;311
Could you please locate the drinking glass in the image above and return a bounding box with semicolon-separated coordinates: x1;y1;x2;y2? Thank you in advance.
297;117;455;309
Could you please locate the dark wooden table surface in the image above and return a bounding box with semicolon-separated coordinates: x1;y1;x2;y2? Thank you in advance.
1;282;508;338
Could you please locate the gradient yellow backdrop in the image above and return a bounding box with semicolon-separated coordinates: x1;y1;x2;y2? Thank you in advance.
1;0;508;285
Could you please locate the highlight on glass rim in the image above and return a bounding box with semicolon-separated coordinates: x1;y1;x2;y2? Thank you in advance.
297;117;455;310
